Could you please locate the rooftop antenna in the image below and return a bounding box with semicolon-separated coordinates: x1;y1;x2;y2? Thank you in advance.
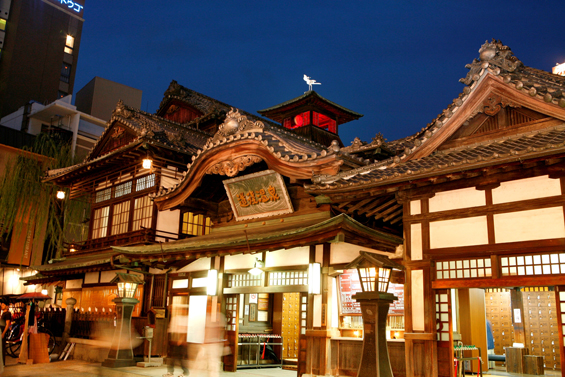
303;74;321;92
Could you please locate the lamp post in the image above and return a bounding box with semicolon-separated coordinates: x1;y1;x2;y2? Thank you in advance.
55;190;66;258
102;273;144;368
345;251;404;377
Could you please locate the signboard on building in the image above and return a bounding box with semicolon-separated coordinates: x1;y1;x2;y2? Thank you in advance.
223;170;293;221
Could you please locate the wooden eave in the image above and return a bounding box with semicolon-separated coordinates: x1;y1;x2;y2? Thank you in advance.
111;214;403;264
153;138;343;211
258;91;363;125
408;73;565;161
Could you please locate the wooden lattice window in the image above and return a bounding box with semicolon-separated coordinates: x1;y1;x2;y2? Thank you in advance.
226;273;262;288
435;291;450;341
132;195;153;231
225;296;238;332
268;271;308;286
436;258;492;279
91;206;109;239
180;212;211;236
501;253;565;276
114;181;132;198
111;200;131;235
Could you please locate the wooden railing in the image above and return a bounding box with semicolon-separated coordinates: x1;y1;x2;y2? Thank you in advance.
64;228;179;256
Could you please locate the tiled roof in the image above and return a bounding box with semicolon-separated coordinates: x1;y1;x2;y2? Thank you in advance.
308;121;565;191
307;40;565;192
45;101;210;180
153;108;360;200
157;80;279;127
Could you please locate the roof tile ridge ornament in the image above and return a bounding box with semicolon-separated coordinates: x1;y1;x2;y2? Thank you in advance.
460;39;523;86
341;133;386;153
209;108;264;145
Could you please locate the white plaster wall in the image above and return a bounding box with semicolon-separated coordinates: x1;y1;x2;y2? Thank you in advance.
411;223;423;260
429;187;486;213
224;254;257;270
66;279;83;289
313;294;322;328
430;216;488;249
316;244;323;264
84;272;99;284
266;247;309;267
494;207;565;243
100;270;121;283
492;175;561;204
156;209;180;236
410;200;421;215
411;270;425;331
330;243;389;264
177;257;212;272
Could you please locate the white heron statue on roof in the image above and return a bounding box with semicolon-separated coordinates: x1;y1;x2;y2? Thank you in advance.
304;74;321;92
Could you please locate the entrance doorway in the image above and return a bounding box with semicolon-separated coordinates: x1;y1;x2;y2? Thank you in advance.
450;287;561;376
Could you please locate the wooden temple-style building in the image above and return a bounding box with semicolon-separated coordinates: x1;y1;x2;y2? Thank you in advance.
30;39;565;377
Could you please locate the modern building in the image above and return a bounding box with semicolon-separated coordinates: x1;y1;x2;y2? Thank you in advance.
0;0;85;118
0;95;105;161
75;76;143;122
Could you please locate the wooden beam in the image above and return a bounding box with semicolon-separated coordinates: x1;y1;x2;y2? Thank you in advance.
374;203;402;220
366;198;397;217
345;197;374;213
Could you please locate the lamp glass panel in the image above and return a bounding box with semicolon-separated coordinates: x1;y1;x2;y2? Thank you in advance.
377;267;391;292
358;267;376;292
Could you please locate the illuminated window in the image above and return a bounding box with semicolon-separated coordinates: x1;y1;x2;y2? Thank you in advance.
95;188;111;203
132;195;153;231
61;63;71;83
180;212;211;236
0;19;6;31
114;181;132;198
92;206;109;239
136;174;156;191
58;91;68;99
283;111;337;133
64;35;74;54
111;201;131;235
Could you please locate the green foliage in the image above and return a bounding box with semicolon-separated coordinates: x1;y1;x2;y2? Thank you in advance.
0;133;85;265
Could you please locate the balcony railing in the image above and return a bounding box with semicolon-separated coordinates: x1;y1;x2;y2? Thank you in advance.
64;228;179;256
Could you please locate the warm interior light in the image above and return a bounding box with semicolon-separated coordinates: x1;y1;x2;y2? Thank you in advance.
56;191;66;200
65;35;74;48
69;245;76;253
358;266;392;293
308;263;321;294
41;289;48;296
117;281;138;298
142;157;153;169
207;269;218;296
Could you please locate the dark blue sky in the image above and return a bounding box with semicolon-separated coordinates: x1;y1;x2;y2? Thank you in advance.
74;1;565;145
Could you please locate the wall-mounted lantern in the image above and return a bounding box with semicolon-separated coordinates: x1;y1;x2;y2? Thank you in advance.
207;269;218;296
102;273;144;368
308;262;321;294
142;155;153;170
345;251;404;377
248;258;264;276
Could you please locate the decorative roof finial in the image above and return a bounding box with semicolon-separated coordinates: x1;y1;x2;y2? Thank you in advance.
304;74;321;92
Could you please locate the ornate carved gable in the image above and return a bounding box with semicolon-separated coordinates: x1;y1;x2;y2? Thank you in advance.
161;99;203;124
95;122;137;157
439;93;555;150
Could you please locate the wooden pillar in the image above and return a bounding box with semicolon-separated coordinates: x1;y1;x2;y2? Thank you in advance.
511;288;526;345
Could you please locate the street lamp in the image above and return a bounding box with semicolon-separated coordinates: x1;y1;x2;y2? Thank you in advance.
345;251;404;377
55;190;66;258
102;273;144;368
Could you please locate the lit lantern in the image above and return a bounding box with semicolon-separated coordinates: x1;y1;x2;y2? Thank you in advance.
345;251;404;377
142;156;153;169
293;114;303;127
56;190;65;200
103;273;144;368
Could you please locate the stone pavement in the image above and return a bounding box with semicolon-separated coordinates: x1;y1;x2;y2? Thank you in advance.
2;356;296;377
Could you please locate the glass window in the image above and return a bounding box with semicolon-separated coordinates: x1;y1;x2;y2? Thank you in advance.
95;188;111;203
64;35;74;54
114;181;132;198
92;206;109;239
111;201;131;235
61;63;71;83
136;174;156;191
0;19;6;31
181;212;211;236
132;195;153;231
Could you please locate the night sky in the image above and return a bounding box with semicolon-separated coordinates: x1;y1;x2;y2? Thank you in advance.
74;1;565;145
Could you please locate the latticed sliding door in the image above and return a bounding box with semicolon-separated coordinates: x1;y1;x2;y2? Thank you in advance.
436;289;453;377
223;294;239;372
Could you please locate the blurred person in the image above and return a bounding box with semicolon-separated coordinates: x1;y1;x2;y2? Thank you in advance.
164;304;189;377
0;299;11;368
200;311;226;377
